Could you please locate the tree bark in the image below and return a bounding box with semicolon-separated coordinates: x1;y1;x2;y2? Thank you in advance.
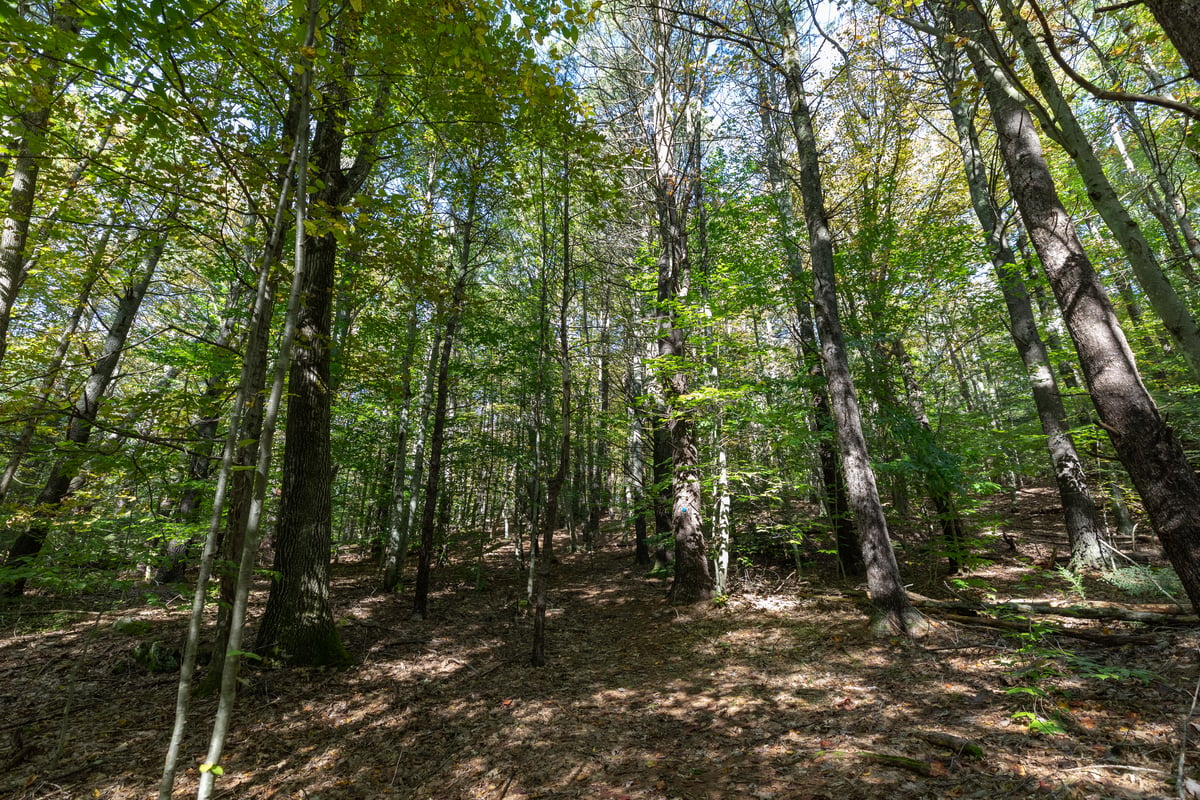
1143;0;1200;83
255;20;380;664
775;0;914;632
412;265;468;619
1;233;163;596
0;3;79;370
935;36;1107;568
382;305;420;592
648;2;712;604
756;68;861;577
952;1;1200;610
996;0;1200;382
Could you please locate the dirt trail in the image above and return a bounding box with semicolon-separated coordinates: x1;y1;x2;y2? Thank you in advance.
0;536;1193;799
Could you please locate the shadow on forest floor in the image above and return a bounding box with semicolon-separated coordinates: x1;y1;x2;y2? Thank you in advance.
0;487;1196;799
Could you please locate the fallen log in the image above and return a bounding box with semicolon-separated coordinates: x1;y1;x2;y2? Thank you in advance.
915;730;983;758
904;592;1196;625
936;612;1158;645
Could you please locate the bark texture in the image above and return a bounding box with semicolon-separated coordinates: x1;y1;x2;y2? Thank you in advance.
935;33;1105;567
756;70;861;577
255;28;378;663
1144;0;1200;82
775;1;913;631
996;0;1200;382
0;4;79;369
953;2;1200;609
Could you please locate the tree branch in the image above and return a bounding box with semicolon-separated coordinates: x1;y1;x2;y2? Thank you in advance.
1027;0;1200;121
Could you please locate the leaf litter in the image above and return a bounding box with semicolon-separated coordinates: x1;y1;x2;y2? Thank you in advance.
0;490;1195;799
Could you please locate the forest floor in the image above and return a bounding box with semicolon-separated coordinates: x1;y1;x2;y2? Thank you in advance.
1;487;1198;800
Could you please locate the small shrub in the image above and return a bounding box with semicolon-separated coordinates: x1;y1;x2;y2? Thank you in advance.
1100;563;1183;601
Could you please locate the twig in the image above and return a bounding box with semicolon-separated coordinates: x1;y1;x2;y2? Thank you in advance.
772;570;797;593
1065;764;1168;774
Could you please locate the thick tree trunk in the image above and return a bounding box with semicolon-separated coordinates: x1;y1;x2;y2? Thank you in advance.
756;69;861;576
1143;0;1200;83
1;236;162;596
953;2;1200;610
254;228;348;666
776;1;914;632
647;4;712;605
935;38;1107;568
255;27;379;663
997;0;1200;382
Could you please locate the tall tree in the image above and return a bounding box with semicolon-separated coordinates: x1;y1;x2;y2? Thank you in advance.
931;31;1107;568
772;0;916;632
646;0;714;603
255;9;380;666
0;2;80;369
1;221;168;596
993;0;1200;383
949;0;1200;610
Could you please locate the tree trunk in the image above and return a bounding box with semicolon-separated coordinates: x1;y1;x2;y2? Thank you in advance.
628;360;653;566
1;234;163;596
935;36;1107;568
953;1;1200;610
648;3;712;604
756;67;861;577
154;280;245;584
254;224;349;665
775;0;914;632
1143;0;1200;83
996;0;1200;382
0;226;107;502
412;256;470;619
0;3;79;369
382;305;420;592
255;22;379;664
891;339;969;571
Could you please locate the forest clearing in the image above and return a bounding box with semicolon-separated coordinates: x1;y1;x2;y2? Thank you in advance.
6;0;1200;798
1;489;1196;800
